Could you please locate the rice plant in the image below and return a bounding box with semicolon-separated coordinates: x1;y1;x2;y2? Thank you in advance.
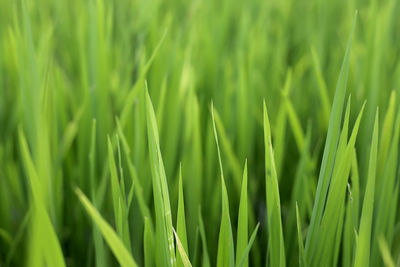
0;0;400;266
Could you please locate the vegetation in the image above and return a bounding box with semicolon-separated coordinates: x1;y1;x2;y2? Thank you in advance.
0;0;399;266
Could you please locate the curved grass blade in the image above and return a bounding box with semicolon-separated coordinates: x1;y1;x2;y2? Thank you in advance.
74;187;138;267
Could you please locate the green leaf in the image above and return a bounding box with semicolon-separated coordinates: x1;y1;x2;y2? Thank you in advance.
145;85;176;267
354;109;379;267
177;165;189;267
263;101;286;267
74;187;138;267
212;102;235;267
236;160;249;267
237;223;260;267
18;129;66;267
144;216;155;267
174;228;193;267
296;203;307;267
305;11;357;260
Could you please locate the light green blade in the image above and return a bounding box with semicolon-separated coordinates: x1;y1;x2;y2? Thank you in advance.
177;165;189;267
305;11;358;260
354;109;379;267
263;101;286;267
18;129;66;267
145;85;176;267
212;102;235;267
236;160;249;267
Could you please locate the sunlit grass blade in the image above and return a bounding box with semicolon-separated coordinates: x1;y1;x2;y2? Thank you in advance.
18;129;66;267
236;160;248;267
305;11;357;259
237;223;260;267
212;102;235;267
74;187;138;267
107;136;131;251
177;165;189;267
263;101;286;267
312;102;365;266
353;109;379;267
174;228;193;267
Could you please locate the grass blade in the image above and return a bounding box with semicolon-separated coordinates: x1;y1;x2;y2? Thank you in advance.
353;109;379;267
74;187;137;267
263;101;286;267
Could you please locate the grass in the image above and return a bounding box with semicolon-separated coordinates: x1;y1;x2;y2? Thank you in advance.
0;0;400;266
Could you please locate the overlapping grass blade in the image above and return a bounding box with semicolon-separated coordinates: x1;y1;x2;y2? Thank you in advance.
18;129;66;267
177;165;189;267
145;85;176;267
236;160;249;267
305;11;357;260
212;102;235;267
353;109;379;267
74;187;138;267
263;101;286;267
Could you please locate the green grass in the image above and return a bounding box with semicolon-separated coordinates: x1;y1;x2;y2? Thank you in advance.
1;0;400;266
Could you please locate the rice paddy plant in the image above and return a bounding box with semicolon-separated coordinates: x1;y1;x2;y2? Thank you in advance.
0;0;400;266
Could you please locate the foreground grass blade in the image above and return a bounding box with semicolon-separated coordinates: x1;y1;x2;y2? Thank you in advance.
18;129;66;267
145;85;176;267
236;160;249;267
263;101;286;267
212;102;235;267
237;223;260;267
305;11;357;260
74;187;137;267
296;203;307;267
174;228;193;267
177;166;189;267
353;110;379;267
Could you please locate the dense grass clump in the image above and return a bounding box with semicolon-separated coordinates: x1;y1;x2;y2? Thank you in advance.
1;0;400;266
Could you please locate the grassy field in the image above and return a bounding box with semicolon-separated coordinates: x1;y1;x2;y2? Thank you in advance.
0;0;400;266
